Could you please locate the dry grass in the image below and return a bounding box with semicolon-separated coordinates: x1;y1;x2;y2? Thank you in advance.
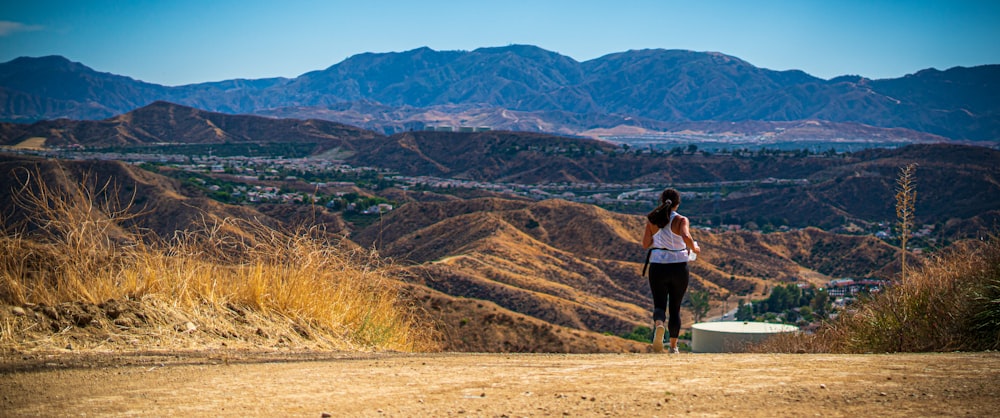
755;235;1000;353
10;137;46;150
0;166;435;353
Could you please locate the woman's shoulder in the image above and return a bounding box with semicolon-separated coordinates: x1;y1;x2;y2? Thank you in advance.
670;212;688;231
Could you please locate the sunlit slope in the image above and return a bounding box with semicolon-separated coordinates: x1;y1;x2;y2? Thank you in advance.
0;155;289;241
356;197;903;344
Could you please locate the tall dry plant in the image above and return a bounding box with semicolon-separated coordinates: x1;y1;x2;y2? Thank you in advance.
753;234;1000;353
895;163;917;281
1;165;433;352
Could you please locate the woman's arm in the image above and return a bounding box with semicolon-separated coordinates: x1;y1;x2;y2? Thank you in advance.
672;215;701;254
642;221;657;249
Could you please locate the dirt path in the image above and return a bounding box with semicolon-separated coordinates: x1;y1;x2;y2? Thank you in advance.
2;351;998;417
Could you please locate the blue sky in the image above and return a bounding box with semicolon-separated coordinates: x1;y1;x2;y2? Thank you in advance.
1;0;998;86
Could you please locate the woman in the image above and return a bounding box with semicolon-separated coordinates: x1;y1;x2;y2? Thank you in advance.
641;188;700;354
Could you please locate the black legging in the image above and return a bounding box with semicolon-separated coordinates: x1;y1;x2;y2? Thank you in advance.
648;262;690;339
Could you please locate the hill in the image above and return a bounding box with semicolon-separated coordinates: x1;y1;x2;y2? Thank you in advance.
2;104;995;234
4;105;996;235
353;197;902;338
0;101;380;148
2;47;997;139
0;155;646;352
0;154;909;351
345;131;999;232
678;144;1000;232
0;154;288;239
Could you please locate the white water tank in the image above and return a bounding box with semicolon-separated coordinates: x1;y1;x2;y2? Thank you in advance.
691;321;798;353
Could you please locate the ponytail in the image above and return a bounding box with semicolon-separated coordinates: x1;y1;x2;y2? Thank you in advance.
647;199;672;228
648;188;681;228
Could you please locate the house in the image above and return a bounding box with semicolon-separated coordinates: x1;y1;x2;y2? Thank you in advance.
363;203;394;214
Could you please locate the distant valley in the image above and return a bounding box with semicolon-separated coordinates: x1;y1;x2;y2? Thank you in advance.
3;102;997;238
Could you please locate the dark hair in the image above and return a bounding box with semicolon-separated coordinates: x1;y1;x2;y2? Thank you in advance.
646;188;681;228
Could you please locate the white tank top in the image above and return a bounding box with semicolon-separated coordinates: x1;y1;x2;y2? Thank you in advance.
649;211;688;264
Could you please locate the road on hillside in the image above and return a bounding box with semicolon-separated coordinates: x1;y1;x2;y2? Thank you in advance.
2;351;997;417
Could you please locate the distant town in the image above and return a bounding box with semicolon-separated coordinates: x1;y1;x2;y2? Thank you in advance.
3;143;930;246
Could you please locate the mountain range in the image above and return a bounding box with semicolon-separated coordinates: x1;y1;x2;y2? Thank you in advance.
2;45;998;140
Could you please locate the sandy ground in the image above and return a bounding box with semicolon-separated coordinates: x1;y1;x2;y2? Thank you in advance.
2;351;998;417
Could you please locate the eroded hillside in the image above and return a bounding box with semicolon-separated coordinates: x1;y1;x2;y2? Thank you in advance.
354;197;903;344
0;154;913;352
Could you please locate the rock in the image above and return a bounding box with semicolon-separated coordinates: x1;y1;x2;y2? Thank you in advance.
11;307;26;316
820;384;827;389
175;322;197;333
65;342;73;350
40;305;59;320
103;301;123;319
73;313;94;327
321;413;332;418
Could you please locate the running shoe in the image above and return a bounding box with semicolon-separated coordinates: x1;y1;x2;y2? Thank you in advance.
669;347;680;354
652;325;665;353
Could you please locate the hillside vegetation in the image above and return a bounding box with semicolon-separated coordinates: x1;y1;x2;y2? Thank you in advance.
0;156;650;353
758;235;1000;353
753;235;1000;353
0;163;430;353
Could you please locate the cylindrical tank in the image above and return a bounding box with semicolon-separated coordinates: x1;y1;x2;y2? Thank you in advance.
691;321;798;353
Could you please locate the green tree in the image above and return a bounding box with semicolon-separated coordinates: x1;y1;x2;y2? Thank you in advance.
810;289;831;320
784;309;800;324
620;325;653;343
689;290;711;323
798;306;815;323
736;300;754;321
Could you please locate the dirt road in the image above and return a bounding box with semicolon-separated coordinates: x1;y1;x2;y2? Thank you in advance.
2;351;998;417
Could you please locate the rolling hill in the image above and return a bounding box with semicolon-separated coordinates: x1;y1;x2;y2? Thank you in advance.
0;101;379;149
0;154;648;352
2;103;996;234
353;197;903;339
0;154;288;240
0;154;910;351
343;131;999;233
